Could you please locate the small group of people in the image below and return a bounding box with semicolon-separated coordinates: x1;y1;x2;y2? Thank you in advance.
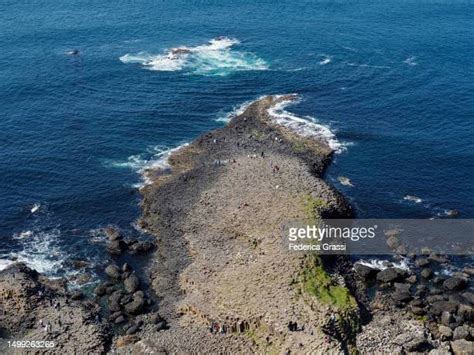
208;321;227;335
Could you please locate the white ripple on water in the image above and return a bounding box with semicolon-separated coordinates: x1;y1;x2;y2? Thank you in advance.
404;56;418;66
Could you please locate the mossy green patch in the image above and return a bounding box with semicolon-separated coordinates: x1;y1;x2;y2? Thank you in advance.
300;255;356;311
302;195;327;224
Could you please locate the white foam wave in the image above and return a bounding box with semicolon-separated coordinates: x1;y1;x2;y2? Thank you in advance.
215;97;264;123
404;56;418;66
120;37;268;76
14;230;34;239
109;144;189;188
1;229;64;275
319;55;332;65
30;203;41;214
403;195;423;204
267;96;345;153
120;52;187;71
355;258;411;271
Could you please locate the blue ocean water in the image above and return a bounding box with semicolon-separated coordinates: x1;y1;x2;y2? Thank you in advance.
1;1;473;276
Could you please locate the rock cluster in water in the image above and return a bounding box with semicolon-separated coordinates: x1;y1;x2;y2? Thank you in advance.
355;245;473;353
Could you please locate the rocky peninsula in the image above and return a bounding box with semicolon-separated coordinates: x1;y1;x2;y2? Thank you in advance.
0;95;472;354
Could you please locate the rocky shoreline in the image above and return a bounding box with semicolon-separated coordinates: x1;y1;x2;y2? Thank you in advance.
0;95;472;354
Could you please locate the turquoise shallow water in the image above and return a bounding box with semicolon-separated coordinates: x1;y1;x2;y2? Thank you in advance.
0;0;472;275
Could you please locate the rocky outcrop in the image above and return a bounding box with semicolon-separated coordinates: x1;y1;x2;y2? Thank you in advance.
0;263;110;354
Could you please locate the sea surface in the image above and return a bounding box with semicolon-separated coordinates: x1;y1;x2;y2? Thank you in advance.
1;0;473;277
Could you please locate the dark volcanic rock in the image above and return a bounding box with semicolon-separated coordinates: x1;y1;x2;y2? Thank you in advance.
156;320;169;331
128;241;154;254
124;274;140;294
428;253;449;264
70;290;84;300
126;324;139;335
404;337;432;352
106;240;126;255
124;293;145;315
421;268;433;279
415;258;430;267
115;315;126;324
458;303;473;322
354;264;378;280
462;292;474;305
429;287;443;295
429;301;458;316
432;276;446;285
453;325;470;340
108;290;125;312
105;264;121;279
411;306;426;316
392;284;412;304
443;277;467;291
441;311;454;326
95;283;107;297
105;226;122;241
109;311;123;322
438;325;453;341
376;268;407;283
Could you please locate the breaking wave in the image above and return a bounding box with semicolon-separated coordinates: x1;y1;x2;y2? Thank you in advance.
267;95;346;153
355;258;411;271
319;55;332;65
120;37;268;76
0;229;65;276
108;144;189;188
215;97;263;123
